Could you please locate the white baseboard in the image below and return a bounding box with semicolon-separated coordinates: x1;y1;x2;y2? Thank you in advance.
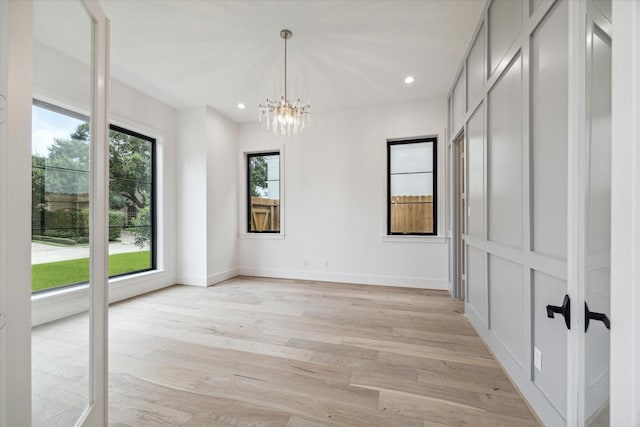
178;268;239;287
238;267;448;290
207;268;239;286
177;275;208;286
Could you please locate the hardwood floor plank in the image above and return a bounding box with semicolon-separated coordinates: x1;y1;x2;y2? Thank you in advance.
351;367;535;421
378;389;539;427
344;336;498;367
110;372;294;427
376;351;517;395
31;277;539;426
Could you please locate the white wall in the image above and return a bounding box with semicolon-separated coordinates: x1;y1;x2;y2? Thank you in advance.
237;98;449;289
176;106;238;286
176;107;208;285
206;107;239;283
30;41;179;325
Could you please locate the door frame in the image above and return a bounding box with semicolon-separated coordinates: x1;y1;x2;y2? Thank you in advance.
452;133;466;300
610;1;640;425
0;1;33;425
80;1;110;425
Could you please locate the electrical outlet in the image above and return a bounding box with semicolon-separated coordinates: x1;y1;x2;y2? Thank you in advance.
534;347;542;371
304;258;309;267
323;259;328;268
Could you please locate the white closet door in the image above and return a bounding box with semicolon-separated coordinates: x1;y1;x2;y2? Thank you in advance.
582;4;612;425
563;1;613;425
567;1;612;425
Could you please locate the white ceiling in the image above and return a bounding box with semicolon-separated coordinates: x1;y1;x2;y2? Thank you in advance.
93;0;485;123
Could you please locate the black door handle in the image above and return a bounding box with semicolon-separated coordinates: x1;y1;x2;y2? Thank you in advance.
546;294;571;330
585;302;610;332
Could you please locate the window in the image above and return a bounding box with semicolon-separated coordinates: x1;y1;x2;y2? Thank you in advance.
247;152;280;233
108;124;156;277
387;137;437;235
31;100;156;293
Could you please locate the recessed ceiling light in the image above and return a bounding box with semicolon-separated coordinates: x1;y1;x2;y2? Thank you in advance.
404;76;415;84
237;103;246;109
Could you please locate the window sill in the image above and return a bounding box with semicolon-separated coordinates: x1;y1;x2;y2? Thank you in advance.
380;235;446;244
32;282;89;302
239;233;285;240
31;269;171;326
31;268;163;302
109;268;162;285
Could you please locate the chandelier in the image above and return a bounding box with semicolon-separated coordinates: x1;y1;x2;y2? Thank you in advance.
259;29;311;136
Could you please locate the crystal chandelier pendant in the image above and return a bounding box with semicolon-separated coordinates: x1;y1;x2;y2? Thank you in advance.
258;29;311;136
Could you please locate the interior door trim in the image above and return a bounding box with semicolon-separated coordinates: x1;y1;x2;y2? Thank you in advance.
75;1;110;426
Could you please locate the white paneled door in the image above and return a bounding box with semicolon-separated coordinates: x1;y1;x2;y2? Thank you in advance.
567;1;612;425
582;4;612;425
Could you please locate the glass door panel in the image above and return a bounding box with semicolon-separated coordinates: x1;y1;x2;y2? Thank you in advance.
31;0;104;426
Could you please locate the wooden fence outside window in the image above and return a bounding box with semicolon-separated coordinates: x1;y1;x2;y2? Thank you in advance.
390;195;434;234
250;195;433;233
250;197;280;232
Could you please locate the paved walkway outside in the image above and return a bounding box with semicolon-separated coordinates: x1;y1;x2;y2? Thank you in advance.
32;231;149;264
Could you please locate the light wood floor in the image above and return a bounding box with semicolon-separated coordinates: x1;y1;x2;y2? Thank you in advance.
34;277;540;426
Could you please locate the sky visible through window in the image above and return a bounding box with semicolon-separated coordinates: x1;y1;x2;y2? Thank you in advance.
32;105;86;157
390;141;434;196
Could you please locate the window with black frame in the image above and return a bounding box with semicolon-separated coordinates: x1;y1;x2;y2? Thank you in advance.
31;100;156;293
247;152;280;233
387;138;437;235
108;124;156;277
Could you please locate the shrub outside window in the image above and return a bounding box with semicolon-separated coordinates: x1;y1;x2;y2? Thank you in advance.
387;138;437;235
247;152;280;233
31;100;156;293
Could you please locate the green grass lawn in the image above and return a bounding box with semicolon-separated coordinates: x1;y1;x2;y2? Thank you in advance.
32;251;151;292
